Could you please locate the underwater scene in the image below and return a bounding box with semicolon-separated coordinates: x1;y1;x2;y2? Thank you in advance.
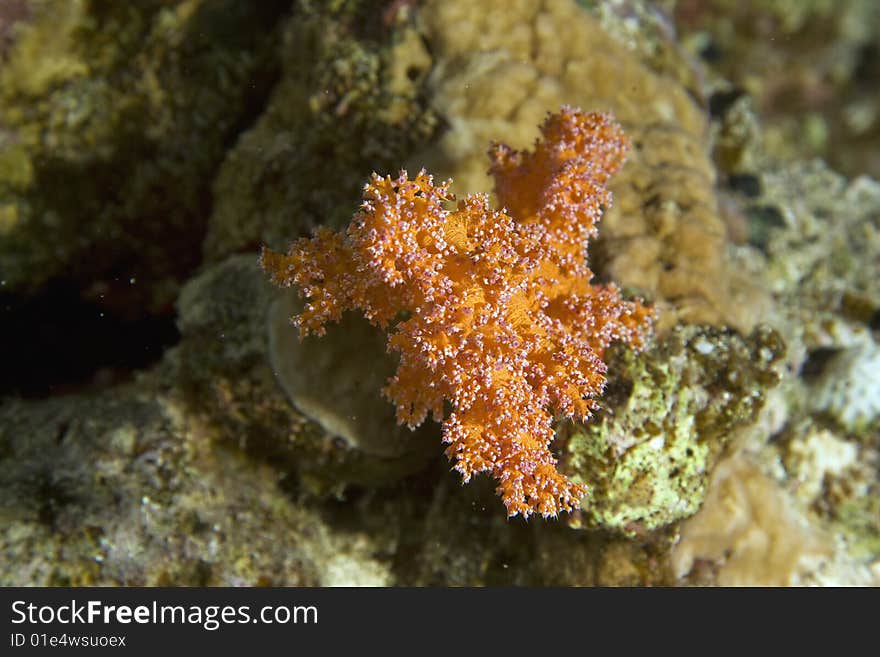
1;0;879;586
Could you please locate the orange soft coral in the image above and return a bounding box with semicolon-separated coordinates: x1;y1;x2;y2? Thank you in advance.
261;106;654;518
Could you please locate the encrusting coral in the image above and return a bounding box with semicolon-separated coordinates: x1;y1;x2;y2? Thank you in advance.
261;106;654;518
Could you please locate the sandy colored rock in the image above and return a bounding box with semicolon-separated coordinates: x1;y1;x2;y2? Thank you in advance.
671;454;876;585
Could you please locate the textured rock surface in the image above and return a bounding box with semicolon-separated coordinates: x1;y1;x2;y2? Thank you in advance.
559;325;784;534
1;0;878;586
204;0;436;261
0;377;391;586
669;0;880;178
0;0;288;312
175;255;437;495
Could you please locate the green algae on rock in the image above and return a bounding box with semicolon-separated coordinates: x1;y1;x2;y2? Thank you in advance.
557;324;785;534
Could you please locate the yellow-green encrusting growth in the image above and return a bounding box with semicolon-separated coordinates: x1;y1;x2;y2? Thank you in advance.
559;324;785;534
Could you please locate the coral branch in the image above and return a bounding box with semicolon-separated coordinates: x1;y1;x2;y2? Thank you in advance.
261;106;654;518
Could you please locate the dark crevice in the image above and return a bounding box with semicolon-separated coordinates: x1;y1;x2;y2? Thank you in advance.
0;283;180;399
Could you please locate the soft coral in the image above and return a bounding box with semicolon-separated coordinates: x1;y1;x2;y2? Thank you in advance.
261;106;654;518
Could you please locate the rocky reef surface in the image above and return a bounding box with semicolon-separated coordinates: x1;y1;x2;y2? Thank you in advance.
1;0;877;585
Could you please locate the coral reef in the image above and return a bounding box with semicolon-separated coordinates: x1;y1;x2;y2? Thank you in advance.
558;324;784;534
2;0;878;587
261;107;654;518
674;148;880;583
